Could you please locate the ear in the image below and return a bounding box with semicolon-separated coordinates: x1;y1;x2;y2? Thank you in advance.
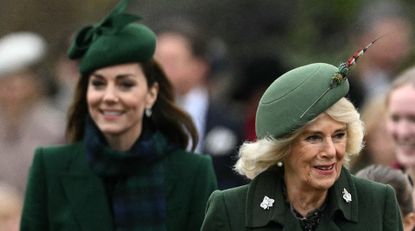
403;212;415;230
146;82;159;108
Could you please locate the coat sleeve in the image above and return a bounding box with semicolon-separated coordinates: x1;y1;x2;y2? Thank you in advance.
20;147;49;231
186;155;218;231
200;190;232;231
383;184;404;231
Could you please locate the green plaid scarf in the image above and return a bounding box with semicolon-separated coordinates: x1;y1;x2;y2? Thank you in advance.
84;118;172;231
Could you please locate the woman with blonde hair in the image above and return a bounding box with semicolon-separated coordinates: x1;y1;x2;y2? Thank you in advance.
202;43;403;230
386;66;415;211
349;93;396;173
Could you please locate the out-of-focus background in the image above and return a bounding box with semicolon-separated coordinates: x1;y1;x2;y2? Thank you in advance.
2;0;415;76
1;1;415;228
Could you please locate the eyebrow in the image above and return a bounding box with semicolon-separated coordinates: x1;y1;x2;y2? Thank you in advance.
91;73;135;79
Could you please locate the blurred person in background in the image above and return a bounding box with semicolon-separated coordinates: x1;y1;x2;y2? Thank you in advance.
350;93;396;173
20;0;217;230
52;33;80;113
348;0;412;108
356;164;415;231
154;17;245;189
232;55;287;142
0;32;65;194
386;66;415;209
0;183;21;231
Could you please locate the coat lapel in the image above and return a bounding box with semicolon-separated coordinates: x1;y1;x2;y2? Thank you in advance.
60;144;113;231
245;166;358;231
326;167;359;223
246;166;302;230
58;139;181;230
316;167;359;231
164;149;180;203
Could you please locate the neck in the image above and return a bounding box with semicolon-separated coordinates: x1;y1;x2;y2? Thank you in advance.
284;178;327;217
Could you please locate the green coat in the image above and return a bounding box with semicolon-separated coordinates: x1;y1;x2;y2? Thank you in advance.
201;166;403;231
20;142;217;231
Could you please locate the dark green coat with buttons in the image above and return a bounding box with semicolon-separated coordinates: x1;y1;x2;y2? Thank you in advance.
201;166;403;231
20;142;217;231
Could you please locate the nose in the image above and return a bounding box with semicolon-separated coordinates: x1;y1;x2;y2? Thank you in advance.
102;85;118;103
321;138;336;158
393;119;413;140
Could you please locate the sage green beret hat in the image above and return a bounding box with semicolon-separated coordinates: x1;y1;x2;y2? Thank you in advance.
67;0;156;75
255;63;349;139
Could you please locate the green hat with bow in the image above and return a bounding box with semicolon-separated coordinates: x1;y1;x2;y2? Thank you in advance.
67;0;156;76
256;39;380;139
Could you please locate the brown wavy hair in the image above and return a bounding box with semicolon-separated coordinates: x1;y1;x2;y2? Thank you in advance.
65;60;198;151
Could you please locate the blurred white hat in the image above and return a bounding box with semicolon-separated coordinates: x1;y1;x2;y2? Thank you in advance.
0;31;46;76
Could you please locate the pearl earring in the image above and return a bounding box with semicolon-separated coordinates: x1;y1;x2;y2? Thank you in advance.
277;161;283;167
145;108;152;117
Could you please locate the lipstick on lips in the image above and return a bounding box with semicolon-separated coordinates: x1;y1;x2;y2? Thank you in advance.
314;163;336;175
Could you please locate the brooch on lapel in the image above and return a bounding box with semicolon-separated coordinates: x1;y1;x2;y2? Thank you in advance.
342;188;352;203
260;196;275;210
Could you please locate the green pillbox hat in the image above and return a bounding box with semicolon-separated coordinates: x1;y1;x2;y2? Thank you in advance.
67;0;156;75
255;63;349;139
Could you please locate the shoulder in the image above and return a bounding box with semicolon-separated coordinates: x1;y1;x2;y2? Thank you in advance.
202;185;249;230
340;167;394;198
351;174;398;212
34;143;82;158
166;149;217;183
207;185;249;214
351;174;395;196
169;149;213;166
210;184;249;208
32;143;83;170
348;173;403;229
218;184;249;201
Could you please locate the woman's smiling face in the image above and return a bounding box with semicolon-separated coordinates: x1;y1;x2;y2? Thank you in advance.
87;63;158;141
284;113;347;191
387;84;415;167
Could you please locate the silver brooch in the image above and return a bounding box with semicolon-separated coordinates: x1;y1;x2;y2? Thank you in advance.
342;188;352;203
260;196;275;210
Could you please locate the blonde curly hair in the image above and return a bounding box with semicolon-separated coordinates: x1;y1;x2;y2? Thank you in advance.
234;97;364;179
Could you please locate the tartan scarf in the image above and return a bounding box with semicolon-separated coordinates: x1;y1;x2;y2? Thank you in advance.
84;119;170;231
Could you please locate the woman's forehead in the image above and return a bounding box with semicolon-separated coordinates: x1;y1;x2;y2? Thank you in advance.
302;114;346;132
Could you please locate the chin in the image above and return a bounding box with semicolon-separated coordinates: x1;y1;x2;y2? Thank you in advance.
98;126;124;136
311;177;337;190
318;181;336;190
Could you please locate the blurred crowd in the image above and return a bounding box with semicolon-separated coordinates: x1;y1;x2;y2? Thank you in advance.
1;0;415;229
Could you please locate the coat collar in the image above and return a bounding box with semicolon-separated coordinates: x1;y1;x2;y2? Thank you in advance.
60;143;114;231
59;143;180;230
245;166;358;229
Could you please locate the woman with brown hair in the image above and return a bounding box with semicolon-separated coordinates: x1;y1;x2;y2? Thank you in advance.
20;0;217;230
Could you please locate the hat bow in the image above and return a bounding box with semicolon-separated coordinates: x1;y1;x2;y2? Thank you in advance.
67;0;140;59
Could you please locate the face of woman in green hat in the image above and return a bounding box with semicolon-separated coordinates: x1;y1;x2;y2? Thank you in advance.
284;113;347;191
87;63;158;148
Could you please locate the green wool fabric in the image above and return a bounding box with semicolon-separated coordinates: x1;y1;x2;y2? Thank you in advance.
81;24;155;76
67;0;156;75
255;63;349;139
